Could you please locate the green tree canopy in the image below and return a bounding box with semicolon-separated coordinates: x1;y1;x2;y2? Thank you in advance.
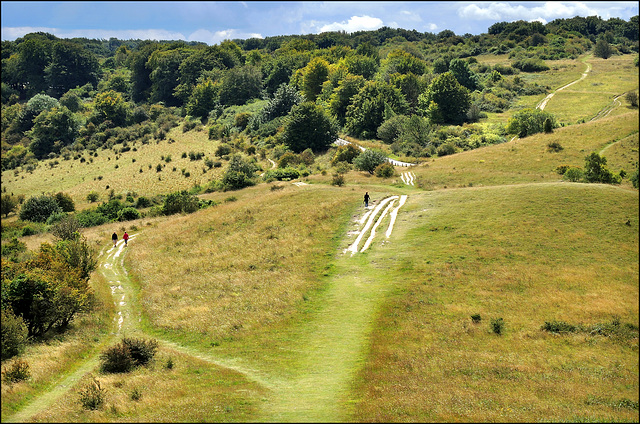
282;102;338;153
345;80;409;139
418;72;471;124
301;57;330;102
186;78;218;119
506;108;557;137
28;106;79;158
218;65;262;106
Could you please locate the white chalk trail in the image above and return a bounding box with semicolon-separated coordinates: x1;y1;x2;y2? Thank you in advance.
346;195;408;255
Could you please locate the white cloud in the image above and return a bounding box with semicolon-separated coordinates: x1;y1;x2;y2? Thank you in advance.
458;1;600;22
1;26;187;41
187;29;263;44
1;26;262;44
319;15;384;33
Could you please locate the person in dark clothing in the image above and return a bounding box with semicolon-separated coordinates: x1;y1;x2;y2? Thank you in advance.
364;192;370;208
112;232;118;247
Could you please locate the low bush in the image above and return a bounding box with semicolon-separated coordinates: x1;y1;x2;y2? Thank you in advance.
491;317;505;335
1;309;29;360
2;359;30;383
117;207;141;221
100;337;158;373
374;162;395;178
78;376;106;410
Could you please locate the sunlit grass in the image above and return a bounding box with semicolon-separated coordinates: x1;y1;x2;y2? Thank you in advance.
350;183;639;422
126;183;364;346
412;110;639;190
25;346;266;423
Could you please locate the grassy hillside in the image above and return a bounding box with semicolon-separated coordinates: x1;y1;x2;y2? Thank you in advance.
1;52;638;422
351;183;638;422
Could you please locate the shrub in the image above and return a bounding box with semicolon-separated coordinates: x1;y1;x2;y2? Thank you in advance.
331;143;361;165
19;194;62;223
100;342;134;373
117;207;141;221
1;309;29;360
135;196;152;208
86;191;100;203
162;191;200;215
471;314;482;323
374;162;395;178
353;149;387;174
54;192;75;212
2;359;31;383
332;173;345;186
122;337;158;367
491;317;505;335
51;214;81;241
95;199;125;221
542;321;578;333
262;167;301;182
100;337;158;374
547;141;563;152
437;143;456;157
75;210;109;228
78;376;106;410
563;167;584;182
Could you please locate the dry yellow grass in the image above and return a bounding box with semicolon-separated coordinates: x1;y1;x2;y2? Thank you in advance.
350;184;638;422
26;346;266;422
126;183;363;345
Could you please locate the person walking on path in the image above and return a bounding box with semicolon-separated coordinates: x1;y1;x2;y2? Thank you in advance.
112;232;118;247
123;231;129;246
364;192;370;208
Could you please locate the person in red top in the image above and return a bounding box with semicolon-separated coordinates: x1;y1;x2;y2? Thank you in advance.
123;231;129;246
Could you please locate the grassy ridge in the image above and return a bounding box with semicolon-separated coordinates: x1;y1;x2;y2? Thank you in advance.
351;184;639;422
413;111;638;191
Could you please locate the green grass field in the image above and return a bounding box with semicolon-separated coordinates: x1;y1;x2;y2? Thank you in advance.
1;53;638;422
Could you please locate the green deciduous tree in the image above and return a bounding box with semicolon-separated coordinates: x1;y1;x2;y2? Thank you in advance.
593;39;613;59
19;194;62;223
1;194;19;217
45;40;99;98
328;73;366;126
353;149;388;174
92;90;129;127
418;72;470;124
583;152;621;184
186;78;218;119
218;65;262;106
28;106;79;158
449;58;480;91
345;80;409;139
302;57;330;102
506;108;557;137
2;242;95;338
282;102;338;153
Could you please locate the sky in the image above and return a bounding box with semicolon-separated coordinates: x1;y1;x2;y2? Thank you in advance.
1;1;638;45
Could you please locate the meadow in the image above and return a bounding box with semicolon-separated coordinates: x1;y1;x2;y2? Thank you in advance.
1;53;638;422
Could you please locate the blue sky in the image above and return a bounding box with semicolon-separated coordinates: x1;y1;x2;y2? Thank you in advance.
1;1;638;45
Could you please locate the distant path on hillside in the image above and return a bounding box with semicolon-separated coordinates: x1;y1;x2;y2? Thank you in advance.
537;59;592;111
4;235;273;423
508;58;593;143
334;138;416;167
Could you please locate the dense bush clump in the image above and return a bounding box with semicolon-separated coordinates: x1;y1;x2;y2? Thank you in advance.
19;194;62;222
100;337;158;373
1;308;29;360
